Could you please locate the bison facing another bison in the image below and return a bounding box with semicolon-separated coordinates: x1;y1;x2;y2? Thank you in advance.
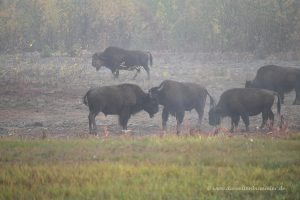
149;80;215;134
83;84;158;135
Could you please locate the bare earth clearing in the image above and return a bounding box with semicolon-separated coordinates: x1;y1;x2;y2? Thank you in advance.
0;52;300;138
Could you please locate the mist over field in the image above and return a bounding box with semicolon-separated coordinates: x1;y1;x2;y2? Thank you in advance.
1;0;300;56
0;0;300;199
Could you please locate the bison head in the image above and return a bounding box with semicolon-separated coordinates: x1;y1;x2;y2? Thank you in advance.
143;94;159;118
92;52;106;71
208;106;221;126
148;86;163;102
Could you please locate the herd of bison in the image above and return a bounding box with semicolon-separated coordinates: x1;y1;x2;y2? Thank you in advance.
86;47;300;135
1;47;300;137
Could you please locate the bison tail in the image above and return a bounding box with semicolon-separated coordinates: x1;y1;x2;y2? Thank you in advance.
148;52;153;66
272;92;281;115
83;92;89;106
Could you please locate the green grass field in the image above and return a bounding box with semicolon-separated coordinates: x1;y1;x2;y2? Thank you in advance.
0;134;300;200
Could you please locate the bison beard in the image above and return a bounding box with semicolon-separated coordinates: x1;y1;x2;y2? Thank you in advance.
209;88;281;133
83;84;158;135
92;46;153;80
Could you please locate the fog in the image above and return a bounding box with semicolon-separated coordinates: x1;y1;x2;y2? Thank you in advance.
1;0;300;57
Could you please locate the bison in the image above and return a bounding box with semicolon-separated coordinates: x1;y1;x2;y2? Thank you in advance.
83;83;158;134
92;46;153;79
209;88;281;133
149;80;215;134
245;65;300;105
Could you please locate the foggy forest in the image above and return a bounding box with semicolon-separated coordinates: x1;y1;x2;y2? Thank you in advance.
1;0;300;56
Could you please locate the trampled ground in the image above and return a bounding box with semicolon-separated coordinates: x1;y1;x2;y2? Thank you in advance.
0;51;300;138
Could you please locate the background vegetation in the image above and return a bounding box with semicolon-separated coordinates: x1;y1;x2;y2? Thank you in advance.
1;0;300;56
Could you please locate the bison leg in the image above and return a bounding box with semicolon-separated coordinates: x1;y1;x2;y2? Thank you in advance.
132;67;140;80
240;114;250;132
119;111;130;130
230;115;240;133
195;106;204;130
143;65;150;80
293;87;300;105
175;111;185;135
260;109;274;130
260;111;269;130
162;107;169;131
110;69;116;79
268;110;274;130
278;90;285;104
114;70;120;79
88;113;93;134
88;112;97;135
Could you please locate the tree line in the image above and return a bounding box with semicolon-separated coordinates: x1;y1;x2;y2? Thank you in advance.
0;0;299;56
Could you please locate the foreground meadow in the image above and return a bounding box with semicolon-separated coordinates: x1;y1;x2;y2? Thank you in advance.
0;134;300;200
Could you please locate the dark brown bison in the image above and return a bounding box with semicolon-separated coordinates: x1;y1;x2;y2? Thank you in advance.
83;83;158;134
149;80;215;134
245;65;300;105
209;88;281;133
92;46;153;79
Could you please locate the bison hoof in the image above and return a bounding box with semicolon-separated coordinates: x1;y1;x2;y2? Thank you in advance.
122;130;131;133
89;129;98;135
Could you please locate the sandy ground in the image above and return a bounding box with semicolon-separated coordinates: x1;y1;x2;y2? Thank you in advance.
0;51;299;138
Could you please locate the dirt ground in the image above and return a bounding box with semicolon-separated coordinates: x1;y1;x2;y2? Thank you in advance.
0;51;299;138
